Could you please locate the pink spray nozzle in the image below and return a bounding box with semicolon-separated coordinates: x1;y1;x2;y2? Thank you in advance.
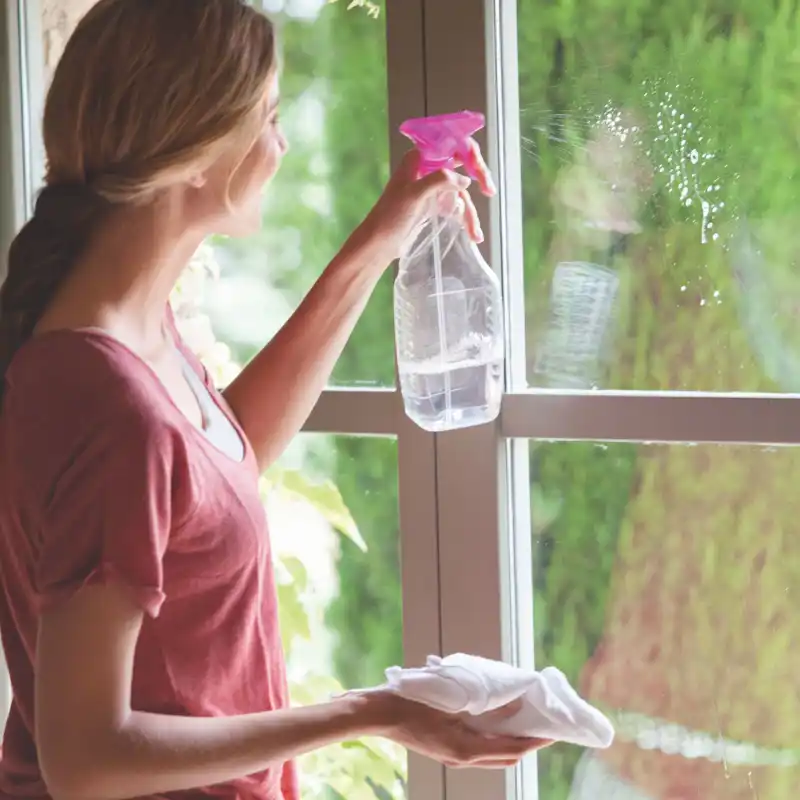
399;110;486;179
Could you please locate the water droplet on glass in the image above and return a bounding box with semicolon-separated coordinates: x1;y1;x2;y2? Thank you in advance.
689;149;700;164
699;200;711;243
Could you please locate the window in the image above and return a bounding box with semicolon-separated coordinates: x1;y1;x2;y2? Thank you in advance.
4;1;800;800
501;1;800;800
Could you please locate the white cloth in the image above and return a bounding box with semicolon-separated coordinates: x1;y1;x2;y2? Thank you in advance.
382;653;614;749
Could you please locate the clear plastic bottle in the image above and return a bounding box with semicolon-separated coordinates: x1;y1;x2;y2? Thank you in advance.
394;111;504;432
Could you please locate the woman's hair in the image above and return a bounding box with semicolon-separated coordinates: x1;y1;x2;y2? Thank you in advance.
0;0;276;400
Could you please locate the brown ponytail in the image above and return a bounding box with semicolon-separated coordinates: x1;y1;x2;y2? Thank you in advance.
0;184;109;400
0;0;277;405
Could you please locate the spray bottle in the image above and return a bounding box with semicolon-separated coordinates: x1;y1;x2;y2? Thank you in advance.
394;111;504;432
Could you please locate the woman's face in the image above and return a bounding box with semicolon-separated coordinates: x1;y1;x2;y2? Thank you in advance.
201;72;288;236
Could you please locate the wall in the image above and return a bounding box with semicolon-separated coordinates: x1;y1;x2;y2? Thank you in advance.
41;0;95;82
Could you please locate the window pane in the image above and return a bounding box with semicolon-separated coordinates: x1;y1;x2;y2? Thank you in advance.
38;1;395;387
273;433;406;799
516;2;800;392
524;439;800;800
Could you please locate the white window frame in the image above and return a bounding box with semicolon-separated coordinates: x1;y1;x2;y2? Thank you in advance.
1;0;28;257
7;1;800;800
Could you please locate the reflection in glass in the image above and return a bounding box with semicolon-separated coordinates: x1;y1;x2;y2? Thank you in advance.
518;2;800;392
529;440;800;800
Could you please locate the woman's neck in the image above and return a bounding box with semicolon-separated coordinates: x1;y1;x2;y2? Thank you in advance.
36;198;206;356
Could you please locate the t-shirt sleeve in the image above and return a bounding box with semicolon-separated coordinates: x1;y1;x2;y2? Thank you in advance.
34;409;183;618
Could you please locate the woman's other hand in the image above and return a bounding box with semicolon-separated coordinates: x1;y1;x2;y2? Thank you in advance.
373;692;552;769
355;139;497;263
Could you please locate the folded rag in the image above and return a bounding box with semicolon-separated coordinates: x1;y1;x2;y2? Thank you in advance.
381;653;614;749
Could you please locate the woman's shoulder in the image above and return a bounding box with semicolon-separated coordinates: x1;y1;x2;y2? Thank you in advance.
3;329;180;446
1;330;200;513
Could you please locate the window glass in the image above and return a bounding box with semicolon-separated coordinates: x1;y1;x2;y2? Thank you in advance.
273;433;406;800
517;1;800;392
527;439;800;800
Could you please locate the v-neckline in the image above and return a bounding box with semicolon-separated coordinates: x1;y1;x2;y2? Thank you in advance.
25;325;251;467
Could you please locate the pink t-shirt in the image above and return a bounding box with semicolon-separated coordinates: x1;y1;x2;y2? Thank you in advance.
0;326;298;800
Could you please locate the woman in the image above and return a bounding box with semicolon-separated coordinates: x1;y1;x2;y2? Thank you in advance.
0;2;547;799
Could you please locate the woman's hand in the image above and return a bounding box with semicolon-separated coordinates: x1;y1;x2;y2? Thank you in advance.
356;139;498;264
377;692;552;769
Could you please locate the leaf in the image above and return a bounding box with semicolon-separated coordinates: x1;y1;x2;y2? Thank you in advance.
339;740;405;791
274;553;312;649
280;554;309;592
289;672;344;705
327;0;382;17
276;580;310;644
267;467;367;552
